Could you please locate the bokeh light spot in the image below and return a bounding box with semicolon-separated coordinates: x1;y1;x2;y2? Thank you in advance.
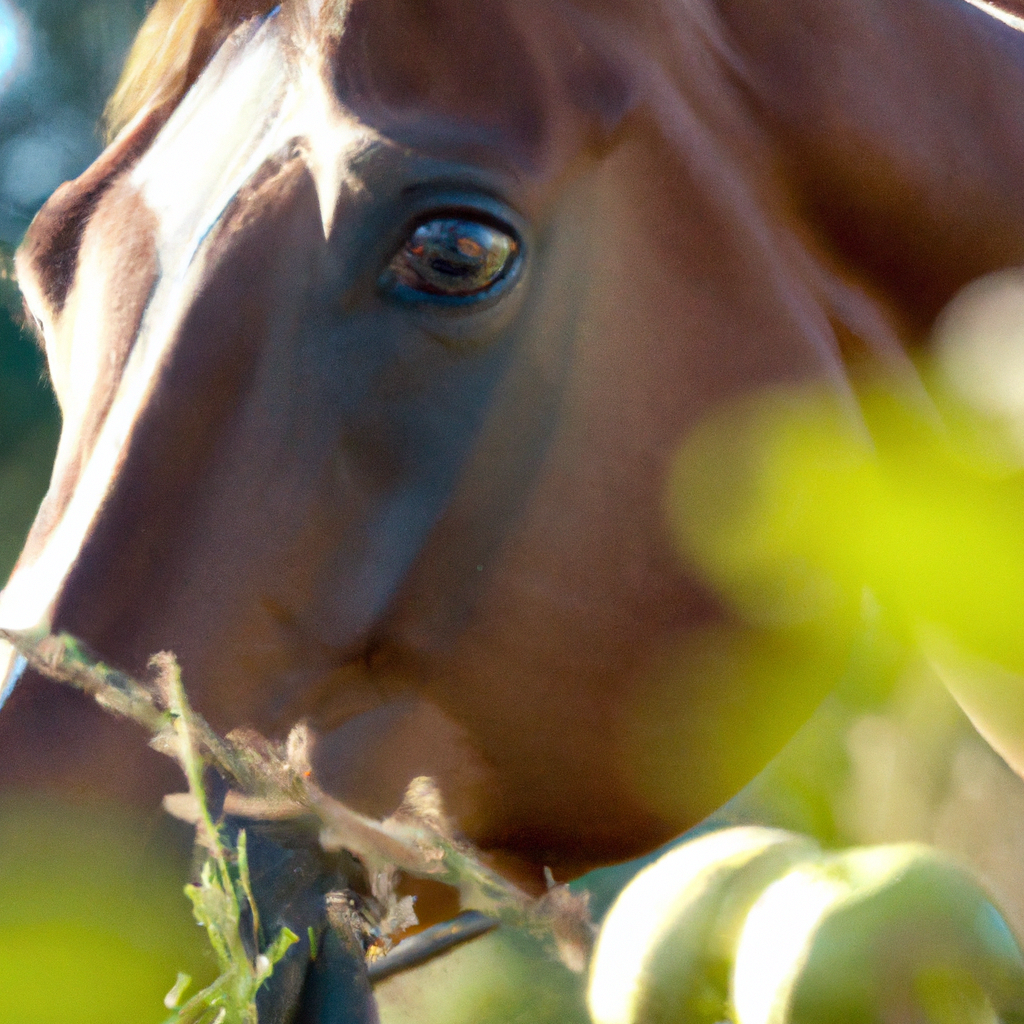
0;1;20;87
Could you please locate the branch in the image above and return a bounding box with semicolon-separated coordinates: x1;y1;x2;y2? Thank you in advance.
0;628;594;972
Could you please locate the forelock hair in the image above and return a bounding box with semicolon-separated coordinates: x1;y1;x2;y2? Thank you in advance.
105;0;282;138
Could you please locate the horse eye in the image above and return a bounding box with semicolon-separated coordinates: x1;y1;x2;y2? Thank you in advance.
386;217;519;299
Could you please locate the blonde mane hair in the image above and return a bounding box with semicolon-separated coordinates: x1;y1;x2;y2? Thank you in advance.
105;0;278;138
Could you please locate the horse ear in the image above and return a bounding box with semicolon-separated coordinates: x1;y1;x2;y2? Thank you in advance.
716;0;1024;336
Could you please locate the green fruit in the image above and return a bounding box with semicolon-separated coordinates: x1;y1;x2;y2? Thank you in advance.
588;827;818;1024
731;844;1024;1024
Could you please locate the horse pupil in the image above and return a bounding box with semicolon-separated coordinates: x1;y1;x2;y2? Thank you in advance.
429;254;473;278
389;217;518;297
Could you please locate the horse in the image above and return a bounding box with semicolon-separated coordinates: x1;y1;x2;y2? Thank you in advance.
5;0;1024;1012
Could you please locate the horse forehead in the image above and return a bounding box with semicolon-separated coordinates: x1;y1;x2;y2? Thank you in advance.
328;0;547;148
21;0;636;416
130;0;619;256
127;10;358;280
324;0;637;164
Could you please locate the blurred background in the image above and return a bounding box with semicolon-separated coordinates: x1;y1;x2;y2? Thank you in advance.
0;0;147;581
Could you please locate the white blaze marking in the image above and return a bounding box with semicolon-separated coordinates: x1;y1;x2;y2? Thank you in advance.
0;8;375;664
135;13;292;276
963;0;1024;31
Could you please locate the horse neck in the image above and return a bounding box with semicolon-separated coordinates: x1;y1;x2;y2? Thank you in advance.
713;0;1024;337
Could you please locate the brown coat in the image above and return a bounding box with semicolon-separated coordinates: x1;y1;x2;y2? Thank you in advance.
3;0;1024;884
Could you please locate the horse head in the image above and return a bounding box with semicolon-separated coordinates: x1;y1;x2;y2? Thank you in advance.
3;0;1024;879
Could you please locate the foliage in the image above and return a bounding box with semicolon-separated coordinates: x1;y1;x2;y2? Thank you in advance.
0;629;594;1023
156;654;297;1024
667;358;1024;782
0;795;212;1024
588;826;1024;1024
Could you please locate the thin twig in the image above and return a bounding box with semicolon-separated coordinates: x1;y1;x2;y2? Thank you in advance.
0;627;595;969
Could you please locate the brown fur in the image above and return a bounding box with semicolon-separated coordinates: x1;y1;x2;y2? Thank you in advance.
6;0;1024;881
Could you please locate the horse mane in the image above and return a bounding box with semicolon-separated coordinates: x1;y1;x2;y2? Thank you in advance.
105;0;279;138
